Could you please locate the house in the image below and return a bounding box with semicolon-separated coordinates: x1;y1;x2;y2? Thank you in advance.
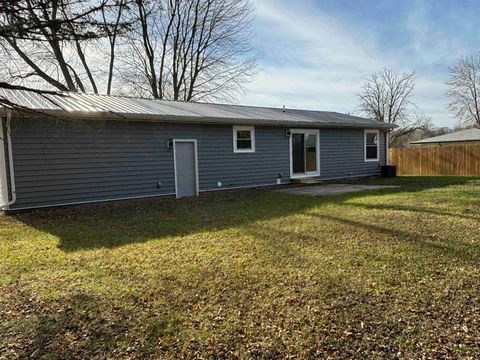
0;89;391;210
411;127;480;147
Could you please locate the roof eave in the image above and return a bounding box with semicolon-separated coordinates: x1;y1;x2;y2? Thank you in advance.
2;108;393;129
411;139;480;144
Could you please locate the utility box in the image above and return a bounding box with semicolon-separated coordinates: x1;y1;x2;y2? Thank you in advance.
381;165;396;177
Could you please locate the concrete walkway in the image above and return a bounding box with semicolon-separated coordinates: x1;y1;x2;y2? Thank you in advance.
277;184;399;196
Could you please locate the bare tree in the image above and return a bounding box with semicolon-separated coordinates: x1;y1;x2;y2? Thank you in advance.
446;53;480;127
0;0;255;106
358;67;431;145
0;0;129;94
121;0;256;102
0;0;255;102
101;0;130;94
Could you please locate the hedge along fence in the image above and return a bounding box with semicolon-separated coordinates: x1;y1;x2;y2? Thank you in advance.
389;144;480;176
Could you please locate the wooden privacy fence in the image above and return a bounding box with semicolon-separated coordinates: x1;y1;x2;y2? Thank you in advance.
389;144;480;176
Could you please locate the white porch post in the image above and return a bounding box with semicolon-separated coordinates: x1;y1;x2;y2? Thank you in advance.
0;116;9;206
385;131;390;165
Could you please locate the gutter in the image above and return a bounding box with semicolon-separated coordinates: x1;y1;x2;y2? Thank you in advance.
0;111;16;210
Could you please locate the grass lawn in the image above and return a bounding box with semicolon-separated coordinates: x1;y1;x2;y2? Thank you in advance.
1;176;479;359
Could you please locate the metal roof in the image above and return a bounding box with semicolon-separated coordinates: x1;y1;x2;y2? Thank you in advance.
0;88;391;129
411;128;480;144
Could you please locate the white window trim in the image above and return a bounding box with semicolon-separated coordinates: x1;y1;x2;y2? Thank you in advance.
364;129;380;162
233;126;255;153
289;129;320;179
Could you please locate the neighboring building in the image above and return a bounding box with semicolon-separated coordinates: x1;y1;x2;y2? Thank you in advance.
411;127;480;147
0;89;391;210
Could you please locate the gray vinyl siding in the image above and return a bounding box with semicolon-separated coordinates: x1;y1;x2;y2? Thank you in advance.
9;119;289;209
9;118;386;209
318;129;385;179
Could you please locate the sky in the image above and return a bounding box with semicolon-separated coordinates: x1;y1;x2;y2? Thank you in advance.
239;0;480;128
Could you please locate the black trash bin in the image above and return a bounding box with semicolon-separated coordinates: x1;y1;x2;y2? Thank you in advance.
381;165;397;177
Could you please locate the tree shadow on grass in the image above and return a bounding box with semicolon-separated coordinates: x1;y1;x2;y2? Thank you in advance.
10;189;323;252
29;293;129;358
2;290;183;359
348;202;480;221
340;175;479;188
8;176;478;252
0;266;410;358
304;212;480;266
3;177;480;358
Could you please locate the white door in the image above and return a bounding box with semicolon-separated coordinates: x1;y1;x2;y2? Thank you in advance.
290;129;320;178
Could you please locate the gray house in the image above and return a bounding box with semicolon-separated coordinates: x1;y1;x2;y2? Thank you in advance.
0;90;391;210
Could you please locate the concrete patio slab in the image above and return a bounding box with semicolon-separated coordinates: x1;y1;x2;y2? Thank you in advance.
277;184;400;196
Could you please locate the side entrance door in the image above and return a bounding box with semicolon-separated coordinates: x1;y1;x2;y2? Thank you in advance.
174;140;198;198
290;129;320;178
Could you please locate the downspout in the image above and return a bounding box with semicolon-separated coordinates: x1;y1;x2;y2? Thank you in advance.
0;111;16;210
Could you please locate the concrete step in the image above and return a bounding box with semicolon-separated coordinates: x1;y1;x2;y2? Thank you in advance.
290;178;323;185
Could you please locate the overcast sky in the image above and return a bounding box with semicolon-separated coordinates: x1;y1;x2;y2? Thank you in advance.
239;0;480;128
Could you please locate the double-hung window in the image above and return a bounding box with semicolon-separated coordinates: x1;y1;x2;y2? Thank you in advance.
364;130;379;162
233;126;255;153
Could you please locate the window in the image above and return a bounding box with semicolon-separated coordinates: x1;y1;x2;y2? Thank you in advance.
364;130;379;161
233;126;255;153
